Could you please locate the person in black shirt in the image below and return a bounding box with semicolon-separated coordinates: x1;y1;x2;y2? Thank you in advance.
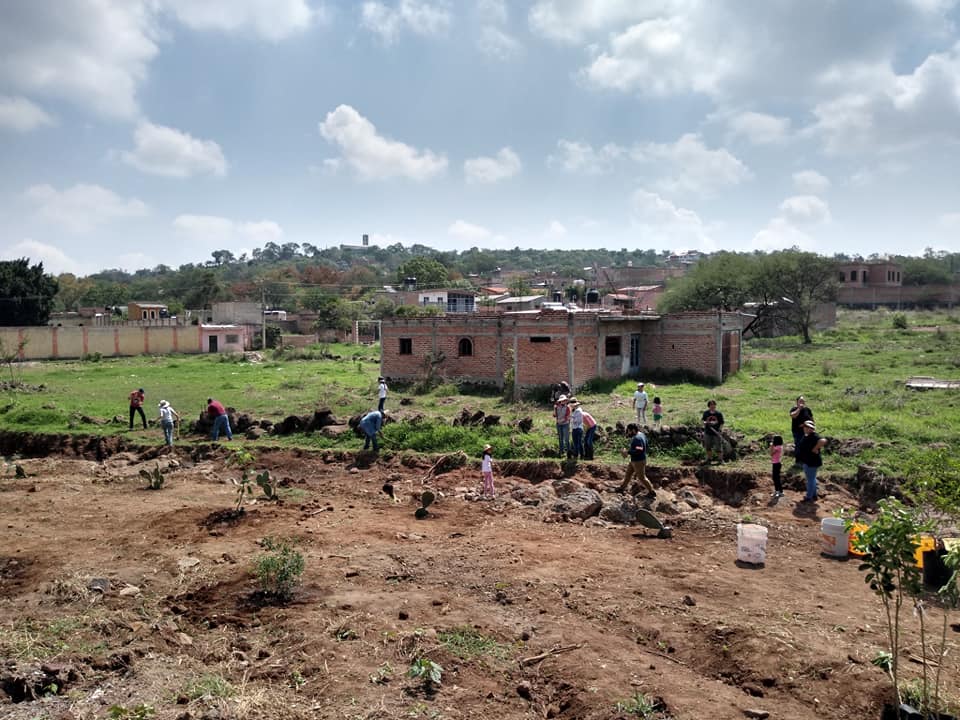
617;424;656;498
701;400;725;464
788;395;813;464
796;419;826;502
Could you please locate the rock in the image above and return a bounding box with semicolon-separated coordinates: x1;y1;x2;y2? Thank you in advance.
320;424;350;438
305;408;338;432
599;497;639;524
118;585;141;597
274;415;306;435
743;710;769;719
482;414;501;427
177;557;201;572
88;578;110;593
682;595;696;606
399;397;413;406
176;632;193;646
244;427;264;440
517;417;533;433
551;488;602;520
682;490;700;508
552;478;584;497
516;682;533;700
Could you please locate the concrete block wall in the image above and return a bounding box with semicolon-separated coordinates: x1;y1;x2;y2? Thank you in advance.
0;325;203;360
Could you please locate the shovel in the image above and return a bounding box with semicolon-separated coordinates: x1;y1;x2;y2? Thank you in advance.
635;507;672;539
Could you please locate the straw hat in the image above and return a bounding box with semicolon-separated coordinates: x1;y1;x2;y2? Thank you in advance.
483;444;493;452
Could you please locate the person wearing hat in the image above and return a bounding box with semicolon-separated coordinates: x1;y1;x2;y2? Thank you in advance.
633;382;649;426
377;376;388;413
157;400;181;447
569;398;584;460
553;394;572;458
128;387;147;431
796;419;826;502
481;443;495;498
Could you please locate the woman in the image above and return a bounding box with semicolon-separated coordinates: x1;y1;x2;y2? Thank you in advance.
796;419;826;502
789;395;813;463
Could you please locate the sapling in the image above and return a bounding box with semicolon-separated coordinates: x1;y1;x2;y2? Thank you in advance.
407;657;443;691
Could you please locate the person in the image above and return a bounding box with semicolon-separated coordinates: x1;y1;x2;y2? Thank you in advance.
207;397;232;441
377;376;388;413
552;380;571;403
128;388;147;430
789;395;813;464
796;420;826;503
632;382;649;426
481;443;495;498
554;394;571;458
701;399;725;464
569;399;584;460
652;396;663;431
358;409;384;452
618;424;656;498
770;435;784;498
581;405;597;461
158;400;180;448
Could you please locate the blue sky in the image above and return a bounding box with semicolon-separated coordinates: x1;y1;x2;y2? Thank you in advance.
1;0;959;276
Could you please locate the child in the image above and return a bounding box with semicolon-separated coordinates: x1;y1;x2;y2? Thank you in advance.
770;435;784;498
481;444;495;498
652;396;663;431
158;400;180;447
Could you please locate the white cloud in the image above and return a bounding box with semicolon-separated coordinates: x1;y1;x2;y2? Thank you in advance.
361;0;451;43
477;0;508;24
779;195;832;225
726;111;791;145
120;122;228;178
631;133;752;194
548;139;625;175
792;170;831;195
751;217;815;251
478;25;522;60
630;188;714;249
160;0;319;41
529;1;673;44
0;0;159;119
464;147;521;183
319;104;447;181
0;239;87;275
24;183;149;233
173;214;283;245
543;220;567;239
938;212;960;231
447;220;505;245
0;95;55;132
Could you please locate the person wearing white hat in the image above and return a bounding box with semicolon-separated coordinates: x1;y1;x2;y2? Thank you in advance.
481;443;495;498
633;382;649;426
796;419;826;503
157;400;180;447
553;394;572;458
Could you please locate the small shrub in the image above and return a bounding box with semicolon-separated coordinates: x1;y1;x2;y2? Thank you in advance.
821;360;838;377
108;704;155;720
184;674;235;700
892;313;908;329
408;657;443;688
253;537;305;601
614;691;664;718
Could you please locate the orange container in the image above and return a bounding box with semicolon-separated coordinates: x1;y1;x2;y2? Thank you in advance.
913;535;937;568
848;523;869;557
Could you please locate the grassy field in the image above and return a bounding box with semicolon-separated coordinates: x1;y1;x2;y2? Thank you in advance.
2;309;959;479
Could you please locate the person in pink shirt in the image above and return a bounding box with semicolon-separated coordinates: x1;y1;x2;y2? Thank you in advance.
770;435;784;498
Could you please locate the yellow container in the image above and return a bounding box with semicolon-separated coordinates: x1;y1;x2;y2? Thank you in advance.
848;523;869;557
913;535;937;568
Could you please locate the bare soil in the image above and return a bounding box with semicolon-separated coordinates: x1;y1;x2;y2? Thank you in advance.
1;437;957;720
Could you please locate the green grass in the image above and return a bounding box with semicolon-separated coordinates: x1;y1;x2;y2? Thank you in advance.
437;626;515;661
3;312;960;479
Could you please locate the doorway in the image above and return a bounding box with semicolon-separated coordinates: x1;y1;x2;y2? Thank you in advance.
208;336;218;353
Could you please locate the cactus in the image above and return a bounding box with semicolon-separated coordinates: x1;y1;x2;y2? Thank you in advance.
139;464;164;490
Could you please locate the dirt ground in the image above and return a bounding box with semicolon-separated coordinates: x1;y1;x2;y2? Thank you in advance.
1;440;957;720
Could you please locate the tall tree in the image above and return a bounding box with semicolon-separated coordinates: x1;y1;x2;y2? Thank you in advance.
0;259;59;326
396;257;448;288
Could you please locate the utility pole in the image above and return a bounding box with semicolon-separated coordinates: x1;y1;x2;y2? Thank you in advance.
261;286;267;350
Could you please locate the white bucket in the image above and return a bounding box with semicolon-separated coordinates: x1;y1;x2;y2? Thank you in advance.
737;523;768;565
821;517;849;558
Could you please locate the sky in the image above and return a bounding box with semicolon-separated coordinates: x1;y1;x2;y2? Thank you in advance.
1;0;960;276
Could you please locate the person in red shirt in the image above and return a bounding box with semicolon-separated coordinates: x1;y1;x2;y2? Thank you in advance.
128;388;147;430
206;398;232;441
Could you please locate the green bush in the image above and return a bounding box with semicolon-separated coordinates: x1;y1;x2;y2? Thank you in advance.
892;313;908;329
253;537;305;601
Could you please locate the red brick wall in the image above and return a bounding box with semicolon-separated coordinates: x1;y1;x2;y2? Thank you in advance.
380;310;742;390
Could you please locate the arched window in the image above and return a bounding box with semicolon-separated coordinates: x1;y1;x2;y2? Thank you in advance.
458;337;473;357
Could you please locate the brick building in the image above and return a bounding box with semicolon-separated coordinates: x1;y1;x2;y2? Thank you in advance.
380;308;743;395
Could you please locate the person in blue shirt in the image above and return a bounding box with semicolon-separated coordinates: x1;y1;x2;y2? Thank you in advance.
617;424;656;498
358;410;384;452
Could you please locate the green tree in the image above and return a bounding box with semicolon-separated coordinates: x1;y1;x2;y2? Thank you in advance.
0;259;60;326
396;257;448;288
766;250;838;343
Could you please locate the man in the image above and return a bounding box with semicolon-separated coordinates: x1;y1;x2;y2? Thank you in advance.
554;395;571;458
796;419;827;503
377;377;388;413
632;382;649;426
618;424;656;498
207;397;232;441
128;388;147;430
788;395;813;464
701;399;725;464
358;409;384;452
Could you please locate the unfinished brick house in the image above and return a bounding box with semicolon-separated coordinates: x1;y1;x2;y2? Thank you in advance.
380;308;743;395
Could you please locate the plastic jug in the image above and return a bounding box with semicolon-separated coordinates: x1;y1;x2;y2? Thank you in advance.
848;522;868;557
821;518;849;558
737;523;767;565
